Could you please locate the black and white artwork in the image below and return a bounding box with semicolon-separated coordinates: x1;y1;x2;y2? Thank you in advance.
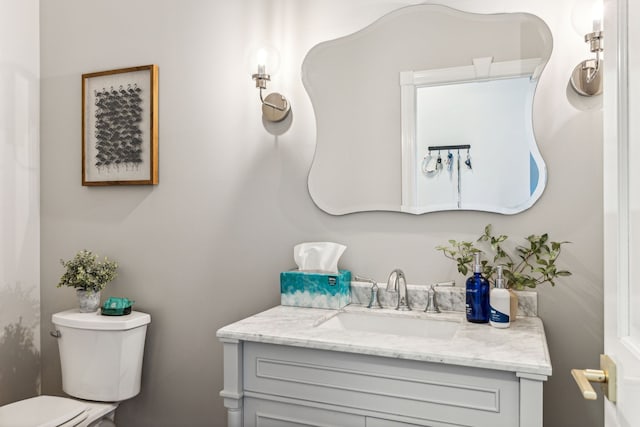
94;84;144;169
82;65;158;185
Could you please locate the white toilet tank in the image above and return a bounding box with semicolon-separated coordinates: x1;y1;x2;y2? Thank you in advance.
52;309;151;402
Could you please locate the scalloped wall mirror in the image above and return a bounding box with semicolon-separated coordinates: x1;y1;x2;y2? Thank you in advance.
302;4;553;215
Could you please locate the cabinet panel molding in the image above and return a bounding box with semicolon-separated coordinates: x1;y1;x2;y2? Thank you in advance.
244;343;519;426
245;397;364;427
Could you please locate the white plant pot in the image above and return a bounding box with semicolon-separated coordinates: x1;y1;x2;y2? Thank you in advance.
77;289;101;312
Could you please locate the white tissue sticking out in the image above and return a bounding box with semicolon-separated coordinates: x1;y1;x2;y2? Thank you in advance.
293;242;346;274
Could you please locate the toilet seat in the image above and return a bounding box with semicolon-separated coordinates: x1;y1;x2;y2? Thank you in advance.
56;409;89;427
0;395;117;427
0;395;86;427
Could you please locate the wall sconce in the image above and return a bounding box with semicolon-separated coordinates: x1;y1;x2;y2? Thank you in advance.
570;1;603;96
251;46;291;122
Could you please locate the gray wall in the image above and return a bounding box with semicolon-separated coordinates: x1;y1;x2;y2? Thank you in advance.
0;0;40;406
40;1;604;426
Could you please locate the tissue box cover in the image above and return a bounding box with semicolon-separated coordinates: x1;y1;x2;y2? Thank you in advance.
280;270;351;309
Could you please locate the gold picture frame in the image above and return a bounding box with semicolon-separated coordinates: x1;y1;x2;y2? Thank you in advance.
82;65;158;186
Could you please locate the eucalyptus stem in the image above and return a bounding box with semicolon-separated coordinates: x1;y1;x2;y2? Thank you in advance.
436;225;572;290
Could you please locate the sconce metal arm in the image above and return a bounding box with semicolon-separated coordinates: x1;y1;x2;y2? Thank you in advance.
584;31;603;83
259;88;289;112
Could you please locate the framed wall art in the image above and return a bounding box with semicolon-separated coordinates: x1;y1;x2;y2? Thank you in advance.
82;64;158;186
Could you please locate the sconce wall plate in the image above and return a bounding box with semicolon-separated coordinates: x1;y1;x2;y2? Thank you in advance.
262;92;290;122
571;59;603;96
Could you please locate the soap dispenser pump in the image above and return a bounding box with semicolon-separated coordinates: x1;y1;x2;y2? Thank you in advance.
465;253;490;323
490;265;511;328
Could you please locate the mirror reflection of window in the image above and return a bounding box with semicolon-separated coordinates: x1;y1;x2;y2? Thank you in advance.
412;76;542;214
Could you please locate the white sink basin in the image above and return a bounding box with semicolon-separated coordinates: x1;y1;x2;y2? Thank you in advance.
315;311;459;340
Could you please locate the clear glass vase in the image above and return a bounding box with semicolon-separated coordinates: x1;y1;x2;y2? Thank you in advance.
77;289;101;312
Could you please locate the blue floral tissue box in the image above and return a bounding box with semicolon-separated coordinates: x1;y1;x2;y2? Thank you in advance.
280;270;351;309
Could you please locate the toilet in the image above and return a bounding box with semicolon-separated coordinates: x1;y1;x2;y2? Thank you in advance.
0;309;151;427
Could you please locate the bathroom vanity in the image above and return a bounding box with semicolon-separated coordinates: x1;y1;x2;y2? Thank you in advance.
217;305;551;427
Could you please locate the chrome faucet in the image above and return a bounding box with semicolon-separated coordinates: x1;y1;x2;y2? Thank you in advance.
354;275;382;309
386;269;411;311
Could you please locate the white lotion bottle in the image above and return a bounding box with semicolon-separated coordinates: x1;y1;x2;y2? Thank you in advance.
490;265;511;328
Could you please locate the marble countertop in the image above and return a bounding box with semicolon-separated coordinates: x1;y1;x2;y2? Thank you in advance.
217;304;552;376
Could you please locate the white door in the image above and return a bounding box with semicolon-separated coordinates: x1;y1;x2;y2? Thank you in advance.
603;0;640;425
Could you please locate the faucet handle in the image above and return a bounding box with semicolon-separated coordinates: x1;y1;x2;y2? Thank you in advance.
354;275;375;283
424;284;441;313
354;275;383;309
367;282;383;309
434;280;455;287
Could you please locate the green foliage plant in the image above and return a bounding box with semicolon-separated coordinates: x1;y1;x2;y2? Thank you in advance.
436;225;572;290
57;250;118;293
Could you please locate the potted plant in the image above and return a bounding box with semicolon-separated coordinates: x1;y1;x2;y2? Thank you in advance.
58;250;118;312
436;225;572;319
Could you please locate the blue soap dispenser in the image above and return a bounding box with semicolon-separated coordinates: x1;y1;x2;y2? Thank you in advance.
466;253;490;323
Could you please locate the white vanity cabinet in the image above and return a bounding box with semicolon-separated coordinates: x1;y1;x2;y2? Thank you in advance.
218;306;551;427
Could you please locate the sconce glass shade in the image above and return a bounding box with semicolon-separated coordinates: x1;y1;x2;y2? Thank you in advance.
248;44;281;76
571;0;604;35
591;1;603;31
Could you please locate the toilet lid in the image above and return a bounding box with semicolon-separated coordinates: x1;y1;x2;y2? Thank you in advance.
0;395;86;427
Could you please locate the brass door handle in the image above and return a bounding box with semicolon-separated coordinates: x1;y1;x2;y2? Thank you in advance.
571;368;606;399
571;354;617;402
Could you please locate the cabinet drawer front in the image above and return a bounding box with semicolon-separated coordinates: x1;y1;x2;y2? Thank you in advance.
244;397;365;427
244;343;518;427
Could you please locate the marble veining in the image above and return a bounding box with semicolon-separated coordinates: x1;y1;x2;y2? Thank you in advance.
217;304;552;376
350;281;538;316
